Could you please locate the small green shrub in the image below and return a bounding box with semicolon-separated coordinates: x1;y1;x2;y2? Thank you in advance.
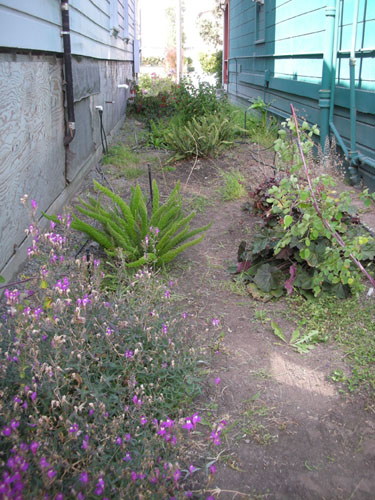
48;180;210;268
162;112;238;160
173;79;228;123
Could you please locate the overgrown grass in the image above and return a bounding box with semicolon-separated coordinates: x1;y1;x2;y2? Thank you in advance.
287;295;375;395
186;194;214;214
228;103;279;148
218;169;246;201
103;144;140;167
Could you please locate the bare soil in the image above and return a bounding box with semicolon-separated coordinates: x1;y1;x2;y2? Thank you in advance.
39;120;375;499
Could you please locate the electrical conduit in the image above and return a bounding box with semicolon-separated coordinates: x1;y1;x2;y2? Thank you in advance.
61;0;76;145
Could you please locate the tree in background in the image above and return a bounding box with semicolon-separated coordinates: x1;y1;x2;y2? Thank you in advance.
197;0;223;86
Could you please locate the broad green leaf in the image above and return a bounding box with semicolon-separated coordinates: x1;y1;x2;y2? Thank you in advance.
284;215;293;228
271;321;287;343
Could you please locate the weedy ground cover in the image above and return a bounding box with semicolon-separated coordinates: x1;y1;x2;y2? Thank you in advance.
0;199;224;499
218;170;246;202
287;295;375;394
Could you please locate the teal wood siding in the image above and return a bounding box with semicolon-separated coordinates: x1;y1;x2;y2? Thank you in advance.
228;0;375;187
0;0;136;61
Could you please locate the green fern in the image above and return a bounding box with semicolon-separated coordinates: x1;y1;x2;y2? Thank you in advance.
44;180;210;270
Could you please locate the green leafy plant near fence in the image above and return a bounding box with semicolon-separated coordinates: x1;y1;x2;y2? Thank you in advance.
47;180;210;269
230;114;375;298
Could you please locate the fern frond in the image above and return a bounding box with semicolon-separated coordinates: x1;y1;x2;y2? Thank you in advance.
162;222;211;254
93;180;137;241
158;234;206;265
71;215;113;249
125;253;157;268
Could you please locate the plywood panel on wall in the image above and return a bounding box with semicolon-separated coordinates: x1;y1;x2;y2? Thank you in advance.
0;54;65;271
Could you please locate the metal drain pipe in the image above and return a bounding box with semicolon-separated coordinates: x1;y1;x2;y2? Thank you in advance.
348;0;360;168
61;0;76;145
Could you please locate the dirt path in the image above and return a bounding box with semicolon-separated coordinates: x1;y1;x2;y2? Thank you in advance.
148;148;375;499
67;119;375;499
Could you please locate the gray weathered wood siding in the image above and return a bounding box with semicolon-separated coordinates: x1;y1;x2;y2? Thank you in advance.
0;54;65;272
0;0;138;280
227;0;375;185
0;0;136;61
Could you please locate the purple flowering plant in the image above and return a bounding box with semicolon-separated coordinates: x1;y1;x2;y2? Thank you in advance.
0;199;223;498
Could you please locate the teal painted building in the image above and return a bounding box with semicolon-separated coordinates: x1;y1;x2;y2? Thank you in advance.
223;0;375;187
0;0;140;282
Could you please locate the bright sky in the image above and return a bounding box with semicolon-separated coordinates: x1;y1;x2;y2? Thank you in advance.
140;0;218;59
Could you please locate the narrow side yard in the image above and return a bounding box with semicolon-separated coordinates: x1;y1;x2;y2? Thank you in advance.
1;89;375;498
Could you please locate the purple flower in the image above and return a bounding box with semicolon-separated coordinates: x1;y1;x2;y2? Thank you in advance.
212;318;220;327
125;433;131;442
81;435;89;450
164;290;170;299
47;469;56;479
30;391;37;402
69;423;79;434
31;199;37;211
185;492;193;498
105;327;113;336
215;377;221;385
140;416;148;426
94;477;104;496
210;430;221;446
162;323;168;334
2;426;12;437
182;312;188;319
80;472;89;484
131;471;138;482
173;469;181;482
77;493;85;500
125;350;133;359
30;441;39;455
182;419;193;432
210;464;216;475
116;437;122;446
123;452;132;462
132;395;142;406
56;494;63;500
188;464;197;475
40;457;50;469
192;412;201;428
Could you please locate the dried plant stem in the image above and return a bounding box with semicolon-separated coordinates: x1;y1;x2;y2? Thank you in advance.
290;103;375;289
0;276;38;290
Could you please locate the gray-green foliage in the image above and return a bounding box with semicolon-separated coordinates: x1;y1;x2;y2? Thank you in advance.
162;112;237;160
69;180;211;268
